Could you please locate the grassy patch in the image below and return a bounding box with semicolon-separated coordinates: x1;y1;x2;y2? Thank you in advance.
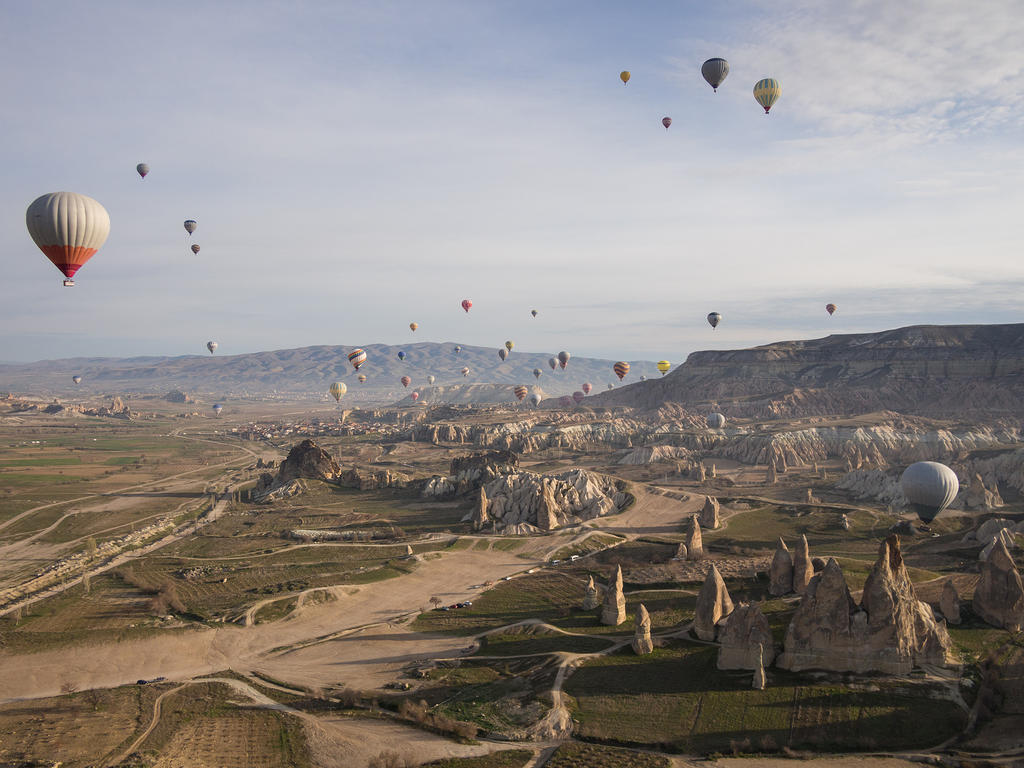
551;532;624;562
422;749;533;767
0;457;84;467
546;742;669;768
477;630;616;657
254;596;300;624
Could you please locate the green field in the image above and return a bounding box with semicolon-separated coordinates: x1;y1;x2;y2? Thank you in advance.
422;750;533;767
546;742;669;768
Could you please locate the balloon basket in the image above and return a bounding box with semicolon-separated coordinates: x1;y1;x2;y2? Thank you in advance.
63;279;75;287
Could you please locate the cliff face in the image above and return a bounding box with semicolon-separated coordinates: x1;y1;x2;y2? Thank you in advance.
594;324;1024;418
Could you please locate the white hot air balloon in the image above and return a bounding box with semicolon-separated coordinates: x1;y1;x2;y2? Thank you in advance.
26;192;110;286
900;462;959;524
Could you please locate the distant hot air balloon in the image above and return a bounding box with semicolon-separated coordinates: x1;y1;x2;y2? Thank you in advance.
207;341;218;354
572;391;585;404
184;220;197;235
707;412;726;429
582;382;592;395
531;309;538;317
461;299;472;313
513;385;528;401
454;345;462;354
533;368;542;379
398;351;406;361
348;348;367;370
558;351;570;369
548;357;557;371
505;340;514;352
329;381;347;402
427;375;436;385
191;244;200;255
753;78;781;114
212;403;223;415
530;393;542;407
707;312;721;329
401;376;411;387
411;391;420;402
26;192;110;286
826;303;837;316
72;375;82;385
640;375;647;381
136;163;150;179
657;360;671;376
900;461;959;524
613;361;630;380
607;383;614;390
559;395;573;407
357;373;367;383
461;367;470;377
620;71;630;85
409;322;418;332
701;58;730;91
662;117;672;130
498;348;508;361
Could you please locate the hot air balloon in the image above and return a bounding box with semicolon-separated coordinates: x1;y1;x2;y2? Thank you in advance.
701;58;729;91
498;348;508;361
753;78;781;114
558;351;570;369
411;391;420;402
409;322;418;332
212;403;223;416
620;70;630;84
613;361;630;380
136;163;150;179
401;376;411;387
513;385;528;401
531;309;538;317
707;412;726;429
826;303;837;316
901;462;959;523
533;368;542;379
357;373;367;383
572;391;585;404
461;367;470;377
662;117;672;130
640;375;647;381
461;299;472;313
329;381;347;402
505;341;514;352
207;341;218;354
454;345;462;355
582;382;592;395
72;375;82;385
607;383;614;390
707;312;721;329
191;244;201;255
398;351;406;361
427;375;436;385
348;348;367;369
548;357;557;371
26;192;110;286
530;393;542;407
657;360;671;376
184;220;197;235
559;395;573;407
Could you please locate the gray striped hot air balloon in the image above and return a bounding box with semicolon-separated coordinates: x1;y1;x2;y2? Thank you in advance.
701;58;729;91
900;462;959;524
136;163;150;179
707;412;726;429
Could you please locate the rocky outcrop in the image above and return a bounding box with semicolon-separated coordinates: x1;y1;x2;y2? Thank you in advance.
769;538;794;596
422;450;519;497
792;535;813;595
277;440;342;482
582;576;600;610
632;603;654;655
686;515;703;560
966;473;1003;510
700;496;720;530
940;579;961;625
601;566;626;626
717;602;774;670
674;543;688;560
482;469;627;533
973;539;1024;632
472;487;490;531
165;390;193;403
339;467;411;490
694;564;733;641
778;537;955;674
752;645;767;690
618;445;692;465
980;528;1017;561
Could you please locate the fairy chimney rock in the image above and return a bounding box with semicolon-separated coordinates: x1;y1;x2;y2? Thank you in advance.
700;496;721;530
582;575;601;610
717;602;775;670
769;537;794;597
631;603;654;655
974;538;1024;632
792;535;813;595
940;578;961;625
686;515;703;560
694;564;734;641
601;565;626;626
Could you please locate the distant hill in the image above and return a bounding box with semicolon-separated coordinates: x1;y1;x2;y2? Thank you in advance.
590;324;1024;419
0;342;658;403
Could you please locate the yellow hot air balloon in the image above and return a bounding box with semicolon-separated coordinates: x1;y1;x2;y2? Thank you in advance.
505;340;514;352
329;381;347;402
657;360;671;376
410;322;418;332
620;70;630;84
753;78;781;114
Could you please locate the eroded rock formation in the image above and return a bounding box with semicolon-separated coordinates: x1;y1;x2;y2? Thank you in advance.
601;565;626;626
973;539;1024;632
632;603;654;655
277;440;342;483
582;576;600;610
481;469;627;534
686;515;703;560
717;602;774;670
700;496;720;530
940;578;961;625
792;535;813;595
769;538;794;597
694;564;733;641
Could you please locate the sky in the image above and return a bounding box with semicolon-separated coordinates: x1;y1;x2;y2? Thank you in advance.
1;0;1023;363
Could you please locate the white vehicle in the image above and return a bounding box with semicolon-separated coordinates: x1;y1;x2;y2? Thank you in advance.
569;555;581;561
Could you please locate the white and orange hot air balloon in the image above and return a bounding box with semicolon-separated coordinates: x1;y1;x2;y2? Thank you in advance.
26;192;110;286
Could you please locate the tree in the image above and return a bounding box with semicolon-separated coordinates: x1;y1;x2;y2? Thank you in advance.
85;537;97;559
60;680;79;695
429;596;442;609
82;572;91;595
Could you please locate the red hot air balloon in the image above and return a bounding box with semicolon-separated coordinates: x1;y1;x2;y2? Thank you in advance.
348;348;367;369
662;117;672;130
411;391;420;402
582;382;592;395
461;299;472;313
572;391;585;404
401;376;411;387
